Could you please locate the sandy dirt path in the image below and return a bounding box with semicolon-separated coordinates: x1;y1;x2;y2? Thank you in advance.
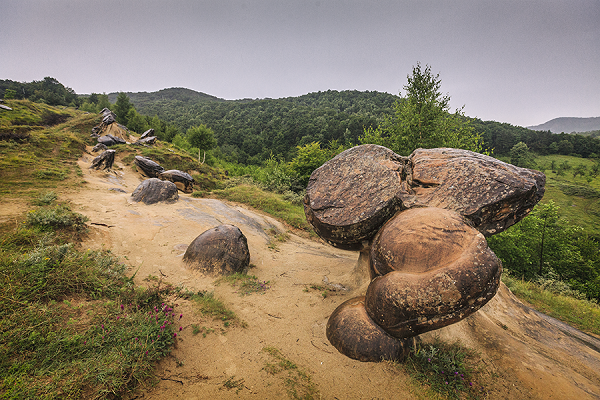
51;149;600;399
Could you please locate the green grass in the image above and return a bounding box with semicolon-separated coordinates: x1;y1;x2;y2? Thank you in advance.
502;274;600;336
0;104;99;199
397;339;487;400
0;207;179;399
534;154;600;237
191;292;246;328
217;272;270;296
262;346;319;400
211;184;312;231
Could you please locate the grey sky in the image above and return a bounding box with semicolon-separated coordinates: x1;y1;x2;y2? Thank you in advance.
1;0;598;127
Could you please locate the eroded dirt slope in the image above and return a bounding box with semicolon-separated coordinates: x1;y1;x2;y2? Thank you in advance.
15;149;599;399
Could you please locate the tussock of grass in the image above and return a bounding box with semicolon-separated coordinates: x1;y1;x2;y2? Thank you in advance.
191;292;246;328
212;184;312;231
502;274;600;336
399;339;486;400
262;346;319;400
217;272;270;296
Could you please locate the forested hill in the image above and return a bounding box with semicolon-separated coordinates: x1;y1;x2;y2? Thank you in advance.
528;116;600;134
121;86;600;163
107;87;224;107
122;89;401;164
4;77;600;164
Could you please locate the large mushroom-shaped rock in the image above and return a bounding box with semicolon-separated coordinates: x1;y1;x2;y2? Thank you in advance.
183;225;250;275
304;144;545;362
365;207;501;339
304;144;408;250
90;149;116;170
131;178;179;204
326;296;412;362
408;148;546;236
158;170;195;193
134;156;165;178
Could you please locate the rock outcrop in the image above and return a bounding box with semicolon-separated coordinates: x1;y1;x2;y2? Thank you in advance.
183;225;250;275
90;149;116;170
134;156;165;178
158;170;195;193
305;144;545;362
91;108;129;144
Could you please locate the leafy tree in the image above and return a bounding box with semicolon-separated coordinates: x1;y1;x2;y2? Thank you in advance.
113;92;134;125
360;63;483;155
126;109;148;134
510;142;536;168
97;94;111;111
3;89;16;99
163;125;180;142
186;124;217;152
287;141;345;187
487;201;600;300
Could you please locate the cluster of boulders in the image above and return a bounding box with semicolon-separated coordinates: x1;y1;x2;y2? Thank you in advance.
134;156;195;193
91;108;129;145
90;109;156;147
303;144;545;362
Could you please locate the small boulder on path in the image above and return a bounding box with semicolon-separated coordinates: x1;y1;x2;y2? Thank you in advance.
158;170;195;193
131;178;179;204
183;225;250;276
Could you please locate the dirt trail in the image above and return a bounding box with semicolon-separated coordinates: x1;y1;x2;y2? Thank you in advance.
22;148;600;399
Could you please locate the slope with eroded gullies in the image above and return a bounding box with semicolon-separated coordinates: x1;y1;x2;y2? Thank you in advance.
58;148;600;399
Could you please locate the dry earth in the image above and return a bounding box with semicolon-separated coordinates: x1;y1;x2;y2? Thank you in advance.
4;148;599;399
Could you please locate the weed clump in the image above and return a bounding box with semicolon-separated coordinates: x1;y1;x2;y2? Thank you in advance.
26;203;88;232
262;346;319;400
218;272;270;296
401;339;486;399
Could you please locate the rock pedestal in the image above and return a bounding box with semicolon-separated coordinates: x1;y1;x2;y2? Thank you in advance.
304;144;545;362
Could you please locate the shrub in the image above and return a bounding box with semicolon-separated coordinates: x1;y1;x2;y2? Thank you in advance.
26;204;89;232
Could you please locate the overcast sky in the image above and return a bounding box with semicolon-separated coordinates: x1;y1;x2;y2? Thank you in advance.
1;0;598;127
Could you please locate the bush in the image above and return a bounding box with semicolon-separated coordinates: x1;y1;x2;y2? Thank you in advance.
26;204;89;232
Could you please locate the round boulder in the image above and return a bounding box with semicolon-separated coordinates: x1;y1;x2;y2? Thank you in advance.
131;178;179;205
304;144;408;250
365;207;501;339
326;296;412;362
183;225;250;275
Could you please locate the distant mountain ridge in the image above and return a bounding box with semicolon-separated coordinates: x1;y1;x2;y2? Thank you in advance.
528;117;600;134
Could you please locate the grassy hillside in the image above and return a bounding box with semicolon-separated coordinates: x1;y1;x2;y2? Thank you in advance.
0;100;99;199
535;154;600;237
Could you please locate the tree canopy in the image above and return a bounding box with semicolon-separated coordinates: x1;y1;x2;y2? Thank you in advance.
360;63;483;155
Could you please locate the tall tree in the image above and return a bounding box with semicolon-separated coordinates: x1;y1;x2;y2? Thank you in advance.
361;63;482;155
113;92;134;125
186;124;217;152
510;142;536;168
